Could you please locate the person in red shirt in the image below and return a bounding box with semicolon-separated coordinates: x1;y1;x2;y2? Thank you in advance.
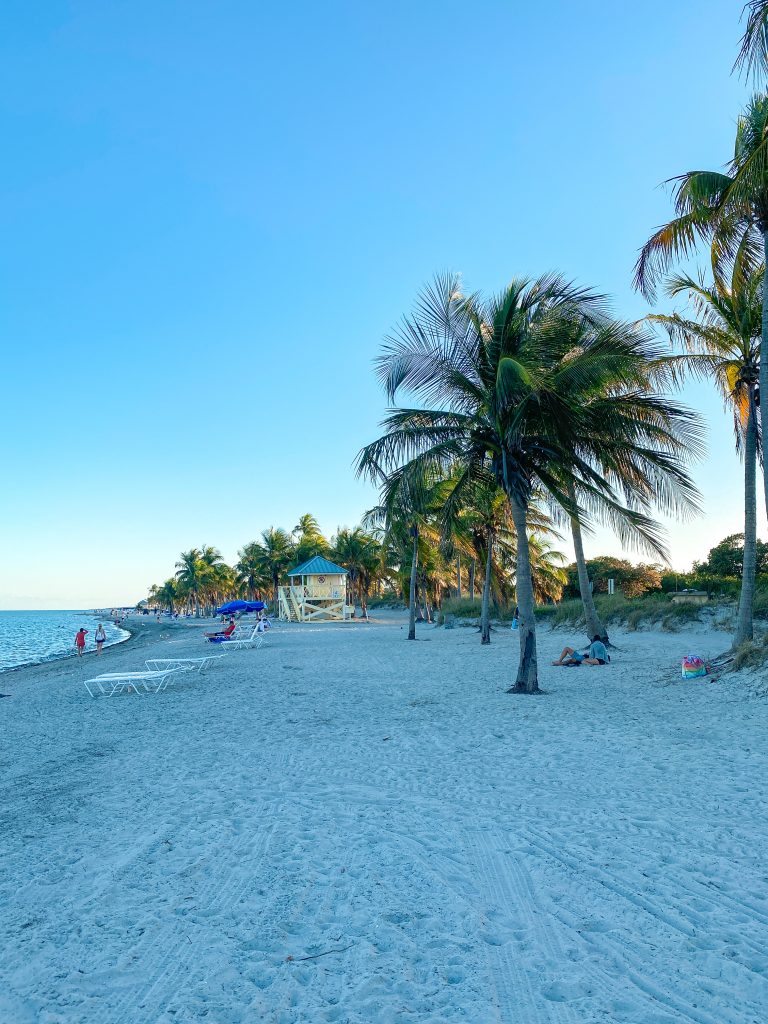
75;628;88;656
204;618;236;639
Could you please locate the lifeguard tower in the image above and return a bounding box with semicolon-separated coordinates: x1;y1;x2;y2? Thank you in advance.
278;556;352;622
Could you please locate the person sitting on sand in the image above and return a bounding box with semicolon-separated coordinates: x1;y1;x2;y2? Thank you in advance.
553;636;610;667
204;617;236;639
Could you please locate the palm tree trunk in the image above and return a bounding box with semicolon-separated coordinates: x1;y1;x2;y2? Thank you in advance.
480;526;493;645
507;495;539;693
570;508;608;642
408;527;418;640
762;228;768;522
735;386;758;647
469;558;476;600
456;556;462;599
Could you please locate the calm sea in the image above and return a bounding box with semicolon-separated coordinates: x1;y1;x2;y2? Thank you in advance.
0;611;129;672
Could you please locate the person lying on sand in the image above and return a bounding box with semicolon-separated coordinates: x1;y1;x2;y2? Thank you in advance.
553;636;609;666
204;618;236;639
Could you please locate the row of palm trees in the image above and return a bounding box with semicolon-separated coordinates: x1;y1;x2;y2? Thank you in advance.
146;510;567;622
147;518;383;617
355;7;768;693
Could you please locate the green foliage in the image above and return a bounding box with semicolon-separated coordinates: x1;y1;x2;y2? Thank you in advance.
563;556;663;600
693;532;768;577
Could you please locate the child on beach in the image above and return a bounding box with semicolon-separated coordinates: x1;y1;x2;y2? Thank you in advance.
94;623;106;654
75;628;88;656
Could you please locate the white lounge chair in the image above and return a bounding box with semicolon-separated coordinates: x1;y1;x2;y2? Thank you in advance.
83;666;188;697
218;626;269;650
145;655;226;674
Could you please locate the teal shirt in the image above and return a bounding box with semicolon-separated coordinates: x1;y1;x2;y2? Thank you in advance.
589;640;608;662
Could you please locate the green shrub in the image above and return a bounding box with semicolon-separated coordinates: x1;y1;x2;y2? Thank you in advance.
752;587;768;620
440;598;482;621
733;636;768;671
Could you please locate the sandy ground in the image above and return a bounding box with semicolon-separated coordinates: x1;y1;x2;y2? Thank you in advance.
1;612;766;1024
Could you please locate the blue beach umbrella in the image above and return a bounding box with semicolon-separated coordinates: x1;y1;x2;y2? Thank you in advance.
216;600;266;615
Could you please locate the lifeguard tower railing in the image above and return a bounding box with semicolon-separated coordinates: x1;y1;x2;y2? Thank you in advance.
278;583;350;622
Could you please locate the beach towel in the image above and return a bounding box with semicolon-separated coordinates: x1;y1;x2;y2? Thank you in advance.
681;654;707;679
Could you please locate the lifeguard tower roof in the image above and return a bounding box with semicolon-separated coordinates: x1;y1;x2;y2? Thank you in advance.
287;555;348;577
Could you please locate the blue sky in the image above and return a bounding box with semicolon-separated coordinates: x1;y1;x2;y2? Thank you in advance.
0;0;760;607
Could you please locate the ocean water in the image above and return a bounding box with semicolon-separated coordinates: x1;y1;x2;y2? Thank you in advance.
0;611;129;672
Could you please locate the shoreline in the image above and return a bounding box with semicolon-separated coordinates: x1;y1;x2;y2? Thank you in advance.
0;616;215;683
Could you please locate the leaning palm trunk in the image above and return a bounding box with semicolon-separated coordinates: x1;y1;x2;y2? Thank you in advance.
735;387;758;647
507;495;539;693
569;507;608;642
408;527;418;640
480;526;493;645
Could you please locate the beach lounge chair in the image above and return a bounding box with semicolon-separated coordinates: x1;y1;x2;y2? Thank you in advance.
83;666;188;697
218;626;268;650
145;655;226;674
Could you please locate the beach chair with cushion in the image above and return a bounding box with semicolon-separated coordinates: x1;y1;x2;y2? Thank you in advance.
218;626;269;650
83;666;188;697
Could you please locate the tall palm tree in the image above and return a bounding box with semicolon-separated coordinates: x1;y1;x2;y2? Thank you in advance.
359;273;702;692
175;549;204;616
634;93;768;521
255;527;295;608
648;265;763;646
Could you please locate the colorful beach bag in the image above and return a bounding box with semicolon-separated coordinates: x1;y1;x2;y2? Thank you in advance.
681;654;707;679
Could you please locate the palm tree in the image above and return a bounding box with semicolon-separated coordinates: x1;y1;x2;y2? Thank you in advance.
526;535;568;603
175;549;204;616
442;474;515;643
331;527;382;616
634;93;768;521
736;2;768;78
358;273;702;692
648;265;763;646
236;541;267;599
153;578;178;614
362;464;446;640
293;514;329;564
255;527;295;608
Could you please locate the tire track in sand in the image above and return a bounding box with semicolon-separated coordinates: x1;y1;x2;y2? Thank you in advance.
90;801;277;1024
464;827;576;1024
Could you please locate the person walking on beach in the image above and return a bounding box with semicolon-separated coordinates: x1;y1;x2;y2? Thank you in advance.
94;623;106;655
75;628;88;657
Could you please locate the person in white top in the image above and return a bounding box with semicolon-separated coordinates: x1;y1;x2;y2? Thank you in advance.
95;623;107;655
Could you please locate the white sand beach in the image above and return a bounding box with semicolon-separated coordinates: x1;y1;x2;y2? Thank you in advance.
1;613;767;1023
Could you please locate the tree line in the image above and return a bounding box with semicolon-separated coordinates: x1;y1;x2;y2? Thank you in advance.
146;505;568;623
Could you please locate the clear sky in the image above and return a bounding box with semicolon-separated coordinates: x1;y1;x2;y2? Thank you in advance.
0;0;762;608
